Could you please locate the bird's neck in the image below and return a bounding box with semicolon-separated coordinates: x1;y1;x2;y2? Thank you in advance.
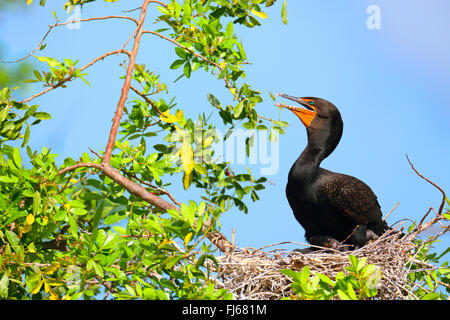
291;134;338;182
295;143;327;175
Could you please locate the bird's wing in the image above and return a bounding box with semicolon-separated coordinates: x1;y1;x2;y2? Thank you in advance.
317;169;383;225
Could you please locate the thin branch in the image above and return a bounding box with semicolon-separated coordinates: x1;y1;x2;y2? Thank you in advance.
129;85;164;115
383;201;400;222
142;30;222;70
89;147;103;160
406;154;446;215
58;162;102;176
406;154;448;236
1;16;137;64
0;27;53;64
20;49;131;104
50;15;139;28
148;0;168;6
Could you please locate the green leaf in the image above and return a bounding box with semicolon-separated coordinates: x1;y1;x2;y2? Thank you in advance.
12;147;21;169
0;105;9;122
104;212;126;225
207;93;221;108
113;226;127;235
175;47;188;59
33;70;42;81
68;214;78;237
170;59;185;70
32;191;41;215
70;208;87;216
183;61;192;78
165;255;182;268
337;289;350;300
33;112;51;120
180;203;195;226
346;283;358;300
156;5;170;15
21;125;30;147
421;292;440;300
5;230;20;254
225;21;234;38
88;260;104;278
281;0;288;25
143;287;157;300
233;101;244;118
167;208;183;220
193;163;208;175
0;274;9;299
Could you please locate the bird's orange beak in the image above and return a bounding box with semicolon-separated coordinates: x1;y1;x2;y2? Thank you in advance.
275;94;317;127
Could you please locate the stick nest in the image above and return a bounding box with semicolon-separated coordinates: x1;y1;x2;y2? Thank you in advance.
210;228;437;300
209;159;448;300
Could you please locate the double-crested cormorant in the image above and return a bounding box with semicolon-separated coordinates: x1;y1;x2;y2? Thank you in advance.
276;94;388;250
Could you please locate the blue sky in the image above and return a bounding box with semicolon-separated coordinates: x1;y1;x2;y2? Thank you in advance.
1;0;449;256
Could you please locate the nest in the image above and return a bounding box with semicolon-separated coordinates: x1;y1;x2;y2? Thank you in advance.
210;228;438;300
208;161;448;300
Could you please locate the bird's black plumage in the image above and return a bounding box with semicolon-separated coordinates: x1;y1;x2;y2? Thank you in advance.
278;94;388;250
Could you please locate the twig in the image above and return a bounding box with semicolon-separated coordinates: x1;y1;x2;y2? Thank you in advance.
142;30;222;70
406;154;446;215
20;49;131;104
0;27;53;64
89;147;103;160
129;85;164;115
383;201;400;222
50;15;139;28
1;16;137;64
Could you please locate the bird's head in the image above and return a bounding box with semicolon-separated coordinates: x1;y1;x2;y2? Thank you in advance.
275;94;341;129
275;94;343;158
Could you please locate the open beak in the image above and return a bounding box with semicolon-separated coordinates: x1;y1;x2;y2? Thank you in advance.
275;93;317;127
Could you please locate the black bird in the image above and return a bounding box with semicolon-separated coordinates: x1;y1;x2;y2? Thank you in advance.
276;94;389;250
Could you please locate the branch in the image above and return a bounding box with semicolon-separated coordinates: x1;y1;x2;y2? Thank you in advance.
103;1;152;164
58;161;234;253
406;154;448;235
406;154;446;216
129;85;164;115
142;30;222;70
0;27;53;64
1;16;137;64
50;15;139;28
50;0;234;254
20;49;131;104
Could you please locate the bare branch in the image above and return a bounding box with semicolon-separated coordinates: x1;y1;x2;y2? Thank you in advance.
50;15;139;28
406;154;446;215
1;16;137;64
103;1;152;164
406;154;448;236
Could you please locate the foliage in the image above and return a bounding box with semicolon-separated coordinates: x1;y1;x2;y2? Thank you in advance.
0;0;448;301
281;255;381;300
0;0;288;300
405;219;450;300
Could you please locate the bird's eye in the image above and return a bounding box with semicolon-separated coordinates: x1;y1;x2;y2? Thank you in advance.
309;101;314;105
